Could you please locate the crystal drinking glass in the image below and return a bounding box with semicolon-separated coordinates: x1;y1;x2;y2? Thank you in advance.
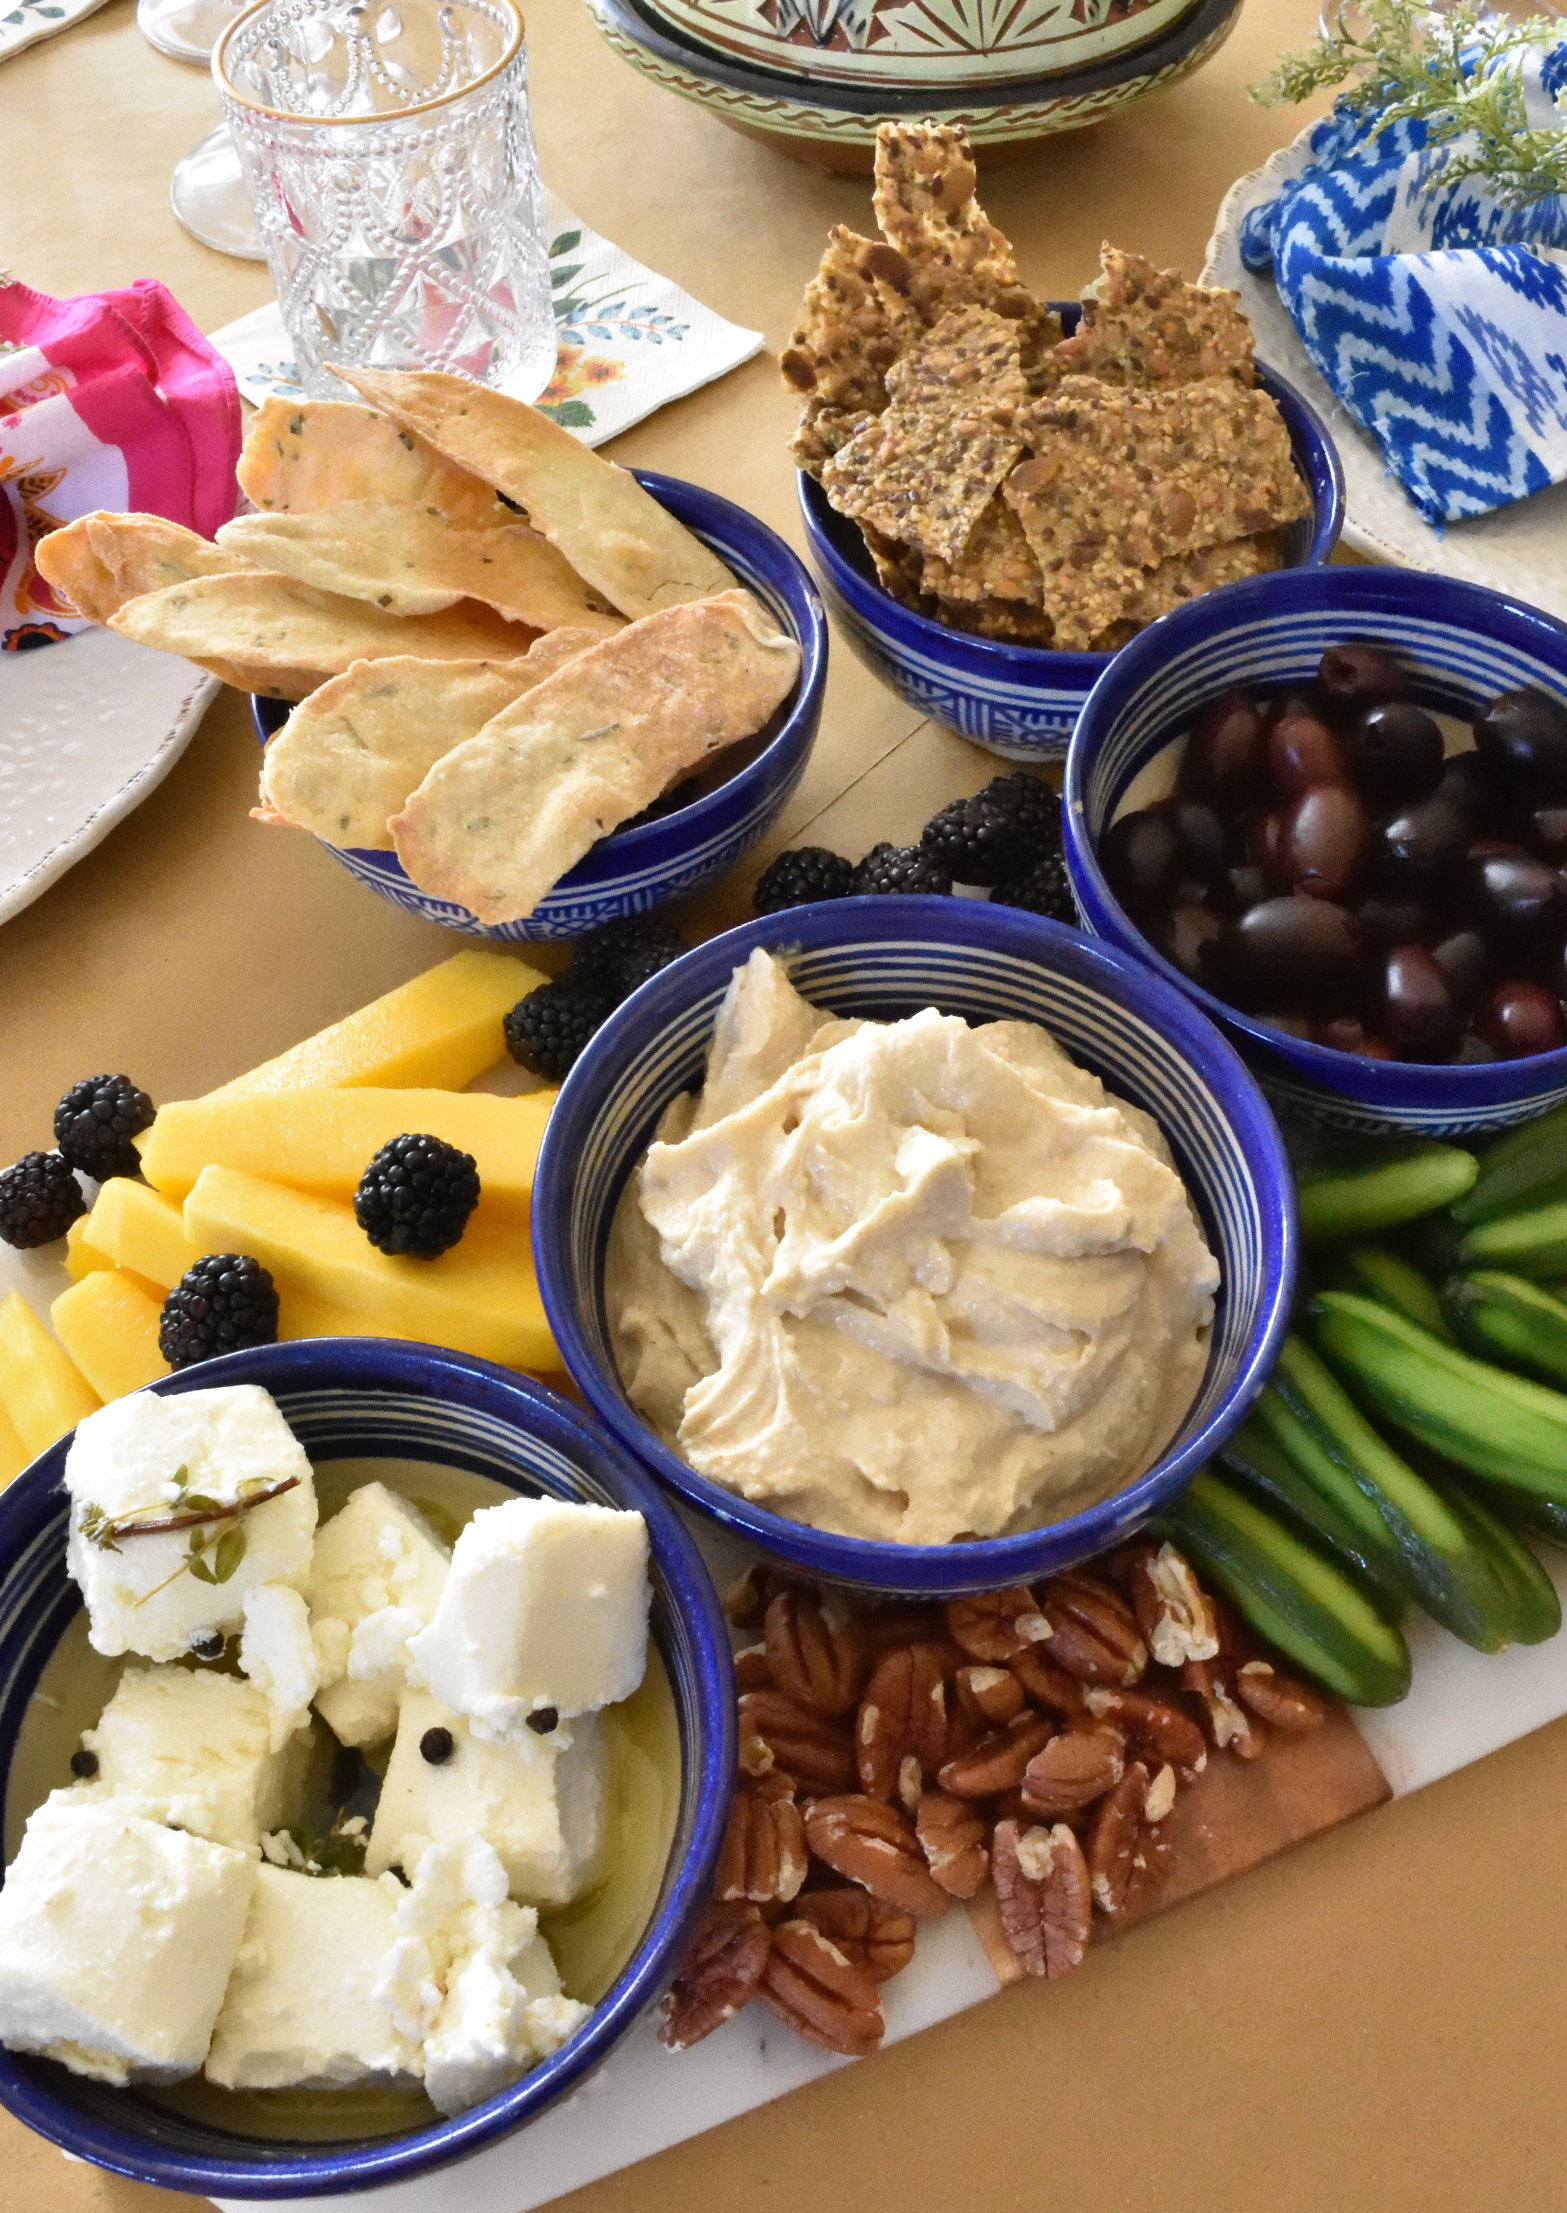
213;0;556;400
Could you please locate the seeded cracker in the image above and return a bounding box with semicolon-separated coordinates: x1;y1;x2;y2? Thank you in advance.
920;493;1043;607
780;228;925;413
790;403;876;481
862;527;929;611
1043;247;1256;391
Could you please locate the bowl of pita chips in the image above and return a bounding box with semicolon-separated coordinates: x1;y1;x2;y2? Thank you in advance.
37;375;826;942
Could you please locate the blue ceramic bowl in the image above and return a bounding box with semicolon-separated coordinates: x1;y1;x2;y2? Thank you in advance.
252;470;828;943
797;322;1343;764
0;1339;733;2199
1064;564;1567;1139
531;896;1296;1597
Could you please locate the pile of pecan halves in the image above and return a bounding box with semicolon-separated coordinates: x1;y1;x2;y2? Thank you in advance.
659;1539;1328;2059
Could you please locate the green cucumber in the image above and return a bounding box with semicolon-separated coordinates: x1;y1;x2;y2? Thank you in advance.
1443;1271;1567;1388
1311;1290;1567;1506
1426;1473;1561;1646
1452;1101;1567;1225
1326;1243;1454;1342
1267;1335;1517;1652
1157;1470;1411;1706
1215;1409;1411;1614
1297;1143;1479;1244
1458;1199;1567;1282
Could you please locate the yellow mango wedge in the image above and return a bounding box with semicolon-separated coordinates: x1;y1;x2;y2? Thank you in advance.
183;1165;558;1371
203;950;544;1101
83;1178;205;1292
277;1282;418;1345
140;1087;555;1226
0;1401;29;1488
0;1290;102;1456
64;1215;115;1283
52;1271;170;1400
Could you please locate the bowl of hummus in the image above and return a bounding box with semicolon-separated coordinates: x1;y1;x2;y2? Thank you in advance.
532;899;1296;1596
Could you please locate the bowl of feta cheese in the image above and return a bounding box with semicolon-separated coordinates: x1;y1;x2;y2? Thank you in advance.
0;1337;733;2193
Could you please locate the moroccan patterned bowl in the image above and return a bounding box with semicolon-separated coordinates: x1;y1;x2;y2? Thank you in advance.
1064;564;1567;1138
532;896;1296;1598
797;333;1343;762
0;1339;734;2198
252;471;827;944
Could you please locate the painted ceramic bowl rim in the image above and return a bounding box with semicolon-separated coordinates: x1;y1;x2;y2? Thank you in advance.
531;895;1297;1595
0;1337;735;2199
249;467;828;891
1063;563;1567;1109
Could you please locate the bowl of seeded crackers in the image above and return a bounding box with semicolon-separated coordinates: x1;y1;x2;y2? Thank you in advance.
789;124;1343;761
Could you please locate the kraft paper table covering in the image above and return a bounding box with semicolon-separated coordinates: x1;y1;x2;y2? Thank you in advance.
4;2;1567;2209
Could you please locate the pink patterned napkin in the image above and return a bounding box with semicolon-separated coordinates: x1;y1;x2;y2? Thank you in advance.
0;277;240;649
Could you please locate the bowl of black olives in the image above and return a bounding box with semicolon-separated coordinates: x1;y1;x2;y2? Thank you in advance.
1063;565;1567;1137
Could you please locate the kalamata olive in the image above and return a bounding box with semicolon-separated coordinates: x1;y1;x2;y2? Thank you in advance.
1356;893;1434;948
1315;1016;1392;1059
1451;1033;1499;1064
1473;688;1567;800
1317;641;1406;714
1180;692;1270;805
1242;804;1286;880
1155;900;1226;980
1280;785;1373;901
1218;862;1272;912
1533;932;1567;1006
1152;796;1228;881
1345;702;1445;805
1430;928;1493;1009
1267;713;1350;796
1467;851;1565;945
1376;794;1470;892
1475;978;1567;1058
1210;896;1365;1008
1099;809;1184;915
1524;805;1567;864
1261;683;1332;732
1436;752;1498;830
1382;944;1460;1059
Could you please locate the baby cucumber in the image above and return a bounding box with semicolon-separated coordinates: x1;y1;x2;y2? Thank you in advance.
1443;1271;1567;1390
1311;1290;1567;1506
1452;1101;1567;1226
1458;1199;1567;1282
1216;1409;1411;1615
1158;1470;1411;1706
1426;1472;1562;1646
1325;1243;1453;1342
1297;1143;1478;1245
1267;1335;1517;1652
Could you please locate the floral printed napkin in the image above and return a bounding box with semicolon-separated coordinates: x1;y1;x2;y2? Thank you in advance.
208;187;764;448
0;0;110;64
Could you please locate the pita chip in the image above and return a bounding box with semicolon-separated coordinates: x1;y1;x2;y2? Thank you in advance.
237;397;507;529
36;512;243;624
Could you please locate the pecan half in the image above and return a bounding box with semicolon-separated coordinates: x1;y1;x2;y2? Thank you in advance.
658;1901;771;2048
915;1790;988;1899
1083;1685;1207;1778
765;1588;868;1716
733;1643;774;1692
760;1919;885;2057
738;1689;857;1793
1122;1818;1174;1917
1086;1761;1149;1917
1182;1661;1263;1759
1010;1644;1087;1717
792;1888;916;1982
1130;1542;1219;1667
804;1794;950;1919
715;1774;809;1905
1020;1724;1125;1816
937;1711;1054;1799
1041;1572;1148;1686
945;1587;1051;1664
1235;1659;1329;1731
723;1565;784;1632
857;1601;946;1653
856;1642;950;1802
991;1818;1092;1980
955;1664;1024;1726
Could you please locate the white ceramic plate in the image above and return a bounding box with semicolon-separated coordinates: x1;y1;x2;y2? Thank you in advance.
0;629;217;928
1204;119;1567;622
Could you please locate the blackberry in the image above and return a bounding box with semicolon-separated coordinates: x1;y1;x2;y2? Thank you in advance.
504;978;616;1082
569;915;687;1002
354;1133;480;1258
849;843;953;897
53;1072;155;1182
159;1254;279;1369
0;1151;86;1248
753;846;855;915
921;775;1061;887
990;851;1078;926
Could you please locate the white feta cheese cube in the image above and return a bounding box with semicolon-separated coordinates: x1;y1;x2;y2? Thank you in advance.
308;1484;450;1749
63;1387;317;1663
67;1664;303;1850
239;1584;319;1750
204;1867;423;2090
0;1797;255;2084
364;1689;606;1906
407;1498;649;1735
373;1832;588;2118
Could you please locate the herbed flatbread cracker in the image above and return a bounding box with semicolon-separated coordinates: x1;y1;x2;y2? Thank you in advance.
36;512;244;624
1042;247;1256;392
341;370;738;623
237;397;507;529
217;502;623;636
779;227;925;413
257;631;599;848
391;590;801;923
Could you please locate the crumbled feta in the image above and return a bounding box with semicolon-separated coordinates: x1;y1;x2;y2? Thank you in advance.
407;1498;649;1736
373;1832;589;2117
0;1798;255;2084
307;1484;450;1748
364;1688;606;1906
64;1664;304;1850
239;1584;319;1750
204;1867;423;2090
63;1387;317;1662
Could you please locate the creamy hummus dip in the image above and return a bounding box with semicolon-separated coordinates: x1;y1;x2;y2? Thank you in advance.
606;950;1220;1546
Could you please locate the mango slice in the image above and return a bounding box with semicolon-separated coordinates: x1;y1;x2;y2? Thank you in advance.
83;1178;204;1292
0;1401;29;1488
277;1282;417;1345
51;1272;170;1400
140;1086;554;1226
64;1216;115;1284
183;1165;558;1371
0;1290;102;1456
204;950;544;1101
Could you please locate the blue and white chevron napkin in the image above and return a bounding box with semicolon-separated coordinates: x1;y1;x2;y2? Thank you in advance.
1240;43;1567;526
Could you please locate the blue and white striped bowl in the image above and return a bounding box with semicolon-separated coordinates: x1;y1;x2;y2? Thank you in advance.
796;327;1343;764
252;471;828;943
0;1339;733;2199
532;897;1296;1597
1065;564;1567;1139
